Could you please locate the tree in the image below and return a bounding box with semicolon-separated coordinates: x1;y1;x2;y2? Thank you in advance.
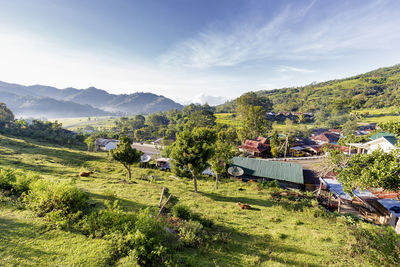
84;136;96;151
236;92;272;119
209;130;238;189
170;128;216;193
378;121;400;136
183;104;216;130
338;149;400;193
342;119;358;137
109;136;143;179
240;106;271;140
0;102;14;126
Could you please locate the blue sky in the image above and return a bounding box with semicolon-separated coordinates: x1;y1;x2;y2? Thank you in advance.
1;0;400;105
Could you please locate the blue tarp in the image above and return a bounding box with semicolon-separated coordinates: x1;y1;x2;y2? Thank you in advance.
321;179;375;201
378;199;400;218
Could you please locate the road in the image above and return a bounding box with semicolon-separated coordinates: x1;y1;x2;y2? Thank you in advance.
131;142;162;157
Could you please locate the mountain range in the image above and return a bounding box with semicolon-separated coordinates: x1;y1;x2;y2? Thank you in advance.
0;81;183;118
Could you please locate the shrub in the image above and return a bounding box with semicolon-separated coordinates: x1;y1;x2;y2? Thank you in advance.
352;224;400;266
13;171;39;196
257;180;279;190
172;204;192;220
0;168;16;191
126;209;172;266
79;201;136;238
0;168;39;196
24;180;88;217
178;220;205;247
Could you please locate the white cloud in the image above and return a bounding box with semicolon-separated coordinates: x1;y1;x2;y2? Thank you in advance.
159;0;400;69
192;94;227;106
277;66;316;73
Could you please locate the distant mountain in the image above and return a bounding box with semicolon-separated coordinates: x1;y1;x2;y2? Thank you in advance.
217;64;400;113
0;81;183;118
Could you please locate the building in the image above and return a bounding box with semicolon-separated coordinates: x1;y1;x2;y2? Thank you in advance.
95;138;119;151
348;133;398;154
238;136;269;157
231;157;304;187
311;132;340;145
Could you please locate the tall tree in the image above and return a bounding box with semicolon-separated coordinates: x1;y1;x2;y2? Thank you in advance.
338;149;400;193
240;106;271;140
209;129;238;189
0;102;14;127
170;127;216;193
236;92;272;119
109;136;143;179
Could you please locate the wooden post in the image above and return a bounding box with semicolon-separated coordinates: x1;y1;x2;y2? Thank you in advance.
318;179;323;196
158;194;173;216
158;187;166;208
338;198;341;213
328;192;332;208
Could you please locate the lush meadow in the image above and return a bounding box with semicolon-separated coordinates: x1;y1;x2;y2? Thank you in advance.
0;134;398;266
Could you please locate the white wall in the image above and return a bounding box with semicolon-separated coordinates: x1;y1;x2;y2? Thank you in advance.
367;140;394;154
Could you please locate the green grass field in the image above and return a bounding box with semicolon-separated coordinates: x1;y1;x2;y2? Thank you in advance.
50;116;116;130
0;134;396;266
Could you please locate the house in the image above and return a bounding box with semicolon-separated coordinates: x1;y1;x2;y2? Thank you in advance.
238;136;269;157
230;157;304;187
311;132;340;144
365;136;397;154
95;138;119;151
348;135;398;154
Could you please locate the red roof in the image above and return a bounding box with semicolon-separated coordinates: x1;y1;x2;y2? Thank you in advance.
239;139;268;153
370;189;400;199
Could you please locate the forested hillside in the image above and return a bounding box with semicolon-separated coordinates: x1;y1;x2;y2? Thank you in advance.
218;64;400;113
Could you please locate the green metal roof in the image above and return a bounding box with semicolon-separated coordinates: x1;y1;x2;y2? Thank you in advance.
382;136;398;146
369;132;395;140
231;157;304;184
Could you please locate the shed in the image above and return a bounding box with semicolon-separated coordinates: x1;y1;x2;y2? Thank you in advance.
231;157;304;184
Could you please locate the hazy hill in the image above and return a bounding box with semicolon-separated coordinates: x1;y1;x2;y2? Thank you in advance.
217;64;400;113
0;81;183;118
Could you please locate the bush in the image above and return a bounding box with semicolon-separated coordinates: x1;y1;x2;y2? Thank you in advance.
128;209;172;266
13;171;39;196
24;179;88;217
352;224;400;266
257;180;279;190
178;220;205;247
172;204;192;220
0;168;16;191
0;168;39;195
79;201;136;238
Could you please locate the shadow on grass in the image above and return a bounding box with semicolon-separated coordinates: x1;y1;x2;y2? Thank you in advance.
179;222;323;267
0;217;61;265
87;191;151;212
199;191;276;209
0;135;101;167
0;157;75;176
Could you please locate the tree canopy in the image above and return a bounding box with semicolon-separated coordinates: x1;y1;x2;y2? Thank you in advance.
0;102;14;125
109;136;143;179
338;149;400;193
209;129;238;189
170;127;216;192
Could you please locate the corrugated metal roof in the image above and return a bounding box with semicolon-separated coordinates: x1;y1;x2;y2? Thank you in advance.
369;132;395;140
231;157;304;184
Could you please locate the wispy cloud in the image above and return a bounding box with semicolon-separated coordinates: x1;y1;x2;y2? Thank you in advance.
277;66;315;73
159;0;400;69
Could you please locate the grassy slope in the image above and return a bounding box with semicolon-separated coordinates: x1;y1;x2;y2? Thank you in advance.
0;134;381;266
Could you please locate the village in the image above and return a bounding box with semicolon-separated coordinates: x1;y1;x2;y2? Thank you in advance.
91;120;400;235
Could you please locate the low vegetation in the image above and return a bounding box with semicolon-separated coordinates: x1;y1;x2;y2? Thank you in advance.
1;134;399;266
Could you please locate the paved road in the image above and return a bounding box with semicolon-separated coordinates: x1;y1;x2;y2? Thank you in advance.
131;142;161;157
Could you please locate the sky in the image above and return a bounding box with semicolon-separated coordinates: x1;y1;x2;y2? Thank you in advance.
1;0;400;105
